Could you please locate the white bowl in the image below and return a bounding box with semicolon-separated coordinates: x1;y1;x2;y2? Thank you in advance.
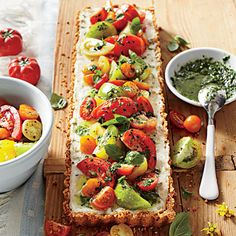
0;76;53;192
165;47;236;106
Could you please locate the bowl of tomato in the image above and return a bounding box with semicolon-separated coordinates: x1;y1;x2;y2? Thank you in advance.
0;76;53;192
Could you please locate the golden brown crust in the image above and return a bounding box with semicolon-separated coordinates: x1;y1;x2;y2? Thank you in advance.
63;7;175;228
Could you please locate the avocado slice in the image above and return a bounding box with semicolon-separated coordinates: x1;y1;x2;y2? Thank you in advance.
115;178;151;209
86;21;117;39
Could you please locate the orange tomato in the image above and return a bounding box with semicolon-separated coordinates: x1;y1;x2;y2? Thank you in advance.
19;104;39;120
81;178;101;197
120;63;136;79
83;74;94;86
133;80;150;91
122;81;139;98
80;135;97;154
183;115;202;133
0;127;10;139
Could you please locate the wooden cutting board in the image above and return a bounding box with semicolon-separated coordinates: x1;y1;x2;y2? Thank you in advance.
44;0;236;235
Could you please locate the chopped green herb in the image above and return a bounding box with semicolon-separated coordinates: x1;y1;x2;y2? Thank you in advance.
80;195;91;206
92;70;103;83
88;170;98;177
223;55;230;63
110;163;122;173
143;179;154;187
50;93;67;110
76;125;89;136
104;176;112;182
116;13;124;20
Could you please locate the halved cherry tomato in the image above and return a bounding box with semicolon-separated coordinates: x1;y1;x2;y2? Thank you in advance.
44;220;71;236
136;172;158;191
108;80;126;86
79;96;97;120
80;135;97;154
77;157;115;188
113;9;128;31
169;110;185;129
84;74;95;86
94;73;109;90
19;104;39;121
110;224;133;236
91;97;138;121
133;80;150;91
120;3;140;21
183;115;202;133
105;35;122;56
90;8;108;24
0;105;22;140
137;96;154;114
91;186;116;210
121;129;156;169
81;178;102;197
122;81;139;98
0;127;10;139
116;164;134;176
130;114;157;133
120;63;136;79
0;98;9;107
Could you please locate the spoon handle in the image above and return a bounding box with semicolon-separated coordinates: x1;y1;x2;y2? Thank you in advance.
199;124;219;200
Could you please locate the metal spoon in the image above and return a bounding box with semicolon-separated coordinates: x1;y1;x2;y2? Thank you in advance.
198;85;226;200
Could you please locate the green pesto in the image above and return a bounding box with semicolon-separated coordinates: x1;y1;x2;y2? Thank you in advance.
171;56;236;101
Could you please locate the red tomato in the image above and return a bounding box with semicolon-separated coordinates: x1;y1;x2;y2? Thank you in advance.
91;186;116;210
8;56;40;85
113;8;128;31
77;157;115;188
104;35;122;56
19;104;39;121
0;98;9;107
104;35;119;44
116;164;134;176
94;73;109;90
137;96;154;114
0;105;22;140
79;96;97;120
0;128;10;140
169;110;186;129
108;80;126;86
96;232;110;236
136;172;158;191
130;114;157;133
90;8;108;24
91;97;138;121
0;28;23;56
183;115;202;133
120;3;140;21
44;220;71;236
121;129;156;169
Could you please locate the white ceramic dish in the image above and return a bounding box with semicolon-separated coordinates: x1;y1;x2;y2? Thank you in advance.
165;47;236;106
0;76;53;192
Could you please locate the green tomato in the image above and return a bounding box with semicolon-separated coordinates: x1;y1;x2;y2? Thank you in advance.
109;61;125;81
172;137;202;169
22;120;42;141
98;83;124;100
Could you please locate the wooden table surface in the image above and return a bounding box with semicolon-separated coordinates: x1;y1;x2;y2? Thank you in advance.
44;0;236;235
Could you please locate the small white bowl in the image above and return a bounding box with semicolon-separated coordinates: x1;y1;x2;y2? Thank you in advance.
165;47;236;106
0;76;53;192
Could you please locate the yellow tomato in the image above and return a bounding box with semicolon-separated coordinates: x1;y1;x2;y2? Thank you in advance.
0;140;16;162
98;56;110;74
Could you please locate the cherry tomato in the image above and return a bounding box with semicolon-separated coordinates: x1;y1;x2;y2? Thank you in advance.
0;127;10;140
136;172;158;191
80;135;97;154
121;129;156;169
120;3;140;21
77;157;115;188
130;114;157;133
108;80;126;86
110;224;133;236
19;104;39;121
94;73;109;90
8;56;41;85
81;178;102;197
79;96;97;120
137;96;154;114
133;80;150;91
91;186;116;210
91;97;138;121
0;98;9;107
116;164;134;176
183;115;202;133
0;105;22;140
0;28;23;56
44;220;71;236
169;110;185;129
122;81;139;98
120;63;136;79
113;9;128;31
90;8;108;24
84;74;95;86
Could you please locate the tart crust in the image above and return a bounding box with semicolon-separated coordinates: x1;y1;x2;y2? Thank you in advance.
63;7;175;227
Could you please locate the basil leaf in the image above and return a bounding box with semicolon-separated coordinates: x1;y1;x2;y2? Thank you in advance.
169;212;192;236
174;35;189;46
167;40;179;52
125;151;145;166
130;17;141;35
50;93;67;110
181;187;193;200
104;144;124;161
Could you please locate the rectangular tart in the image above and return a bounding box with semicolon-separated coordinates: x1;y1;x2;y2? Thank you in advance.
64;4;175;227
